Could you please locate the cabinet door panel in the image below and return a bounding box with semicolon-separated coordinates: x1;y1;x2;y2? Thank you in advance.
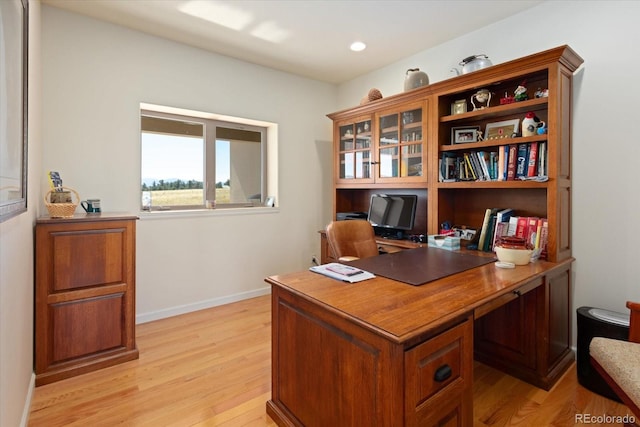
51;293;124;363
474;284;539;370
51;229;125;291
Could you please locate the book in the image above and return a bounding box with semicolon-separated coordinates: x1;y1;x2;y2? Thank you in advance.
526;216;539;247
483;210;499;251
496;208;514;223
507;216;519;236
309;263;375;283
527;142;538;177
489;151;498;180
48;171;63;192
478;208;500;251
477;151;490;181
515;143;528;178
515;217;528;239
463;153;478;180
440;152;457;181
491;208;515;250
537;218;549;259
492;221;509;251
538;141;547;177
506;145;518;180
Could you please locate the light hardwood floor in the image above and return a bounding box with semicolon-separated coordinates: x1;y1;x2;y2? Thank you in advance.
29;295;633;426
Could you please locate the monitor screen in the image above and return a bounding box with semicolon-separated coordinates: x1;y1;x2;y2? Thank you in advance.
367;194;417;231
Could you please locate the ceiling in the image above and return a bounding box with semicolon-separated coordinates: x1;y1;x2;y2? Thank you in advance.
42;0;544;84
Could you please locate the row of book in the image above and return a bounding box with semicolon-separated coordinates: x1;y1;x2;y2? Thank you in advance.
476;207;548;259
439;142;547;182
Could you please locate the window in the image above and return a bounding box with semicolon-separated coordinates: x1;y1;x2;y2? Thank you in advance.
140;105;273;211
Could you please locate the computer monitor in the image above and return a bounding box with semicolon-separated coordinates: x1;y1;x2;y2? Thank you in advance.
367;194;417;234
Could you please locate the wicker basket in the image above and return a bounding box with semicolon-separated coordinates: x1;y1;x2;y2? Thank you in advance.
45;187;79;218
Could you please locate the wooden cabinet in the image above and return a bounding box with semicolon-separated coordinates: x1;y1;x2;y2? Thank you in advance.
35;214;138;386
474;263;574;389
326;45;583;262
333;102;428;186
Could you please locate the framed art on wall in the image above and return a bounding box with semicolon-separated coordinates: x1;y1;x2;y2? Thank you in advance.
0;0;29;222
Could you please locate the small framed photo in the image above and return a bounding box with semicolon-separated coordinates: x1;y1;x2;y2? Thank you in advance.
451;126;480;144
485;119;520;140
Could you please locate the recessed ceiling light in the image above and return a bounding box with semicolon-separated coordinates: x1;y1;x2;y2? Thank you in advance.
350;41;366;52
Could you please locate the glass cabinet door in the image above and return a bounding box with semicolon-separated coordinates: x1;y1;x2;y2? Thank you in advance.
378;108;423;179
338;120;372;180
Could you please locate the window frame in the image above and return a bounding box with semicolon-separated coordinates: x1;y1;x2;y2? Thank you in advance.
140;105;272;212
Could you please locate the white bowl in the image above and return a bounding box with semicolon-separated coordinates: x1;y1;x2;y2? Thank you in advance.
494;246;533;265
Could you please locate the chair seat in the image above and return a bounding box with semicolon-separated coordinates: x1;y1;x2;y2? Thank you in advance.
590;337;640;409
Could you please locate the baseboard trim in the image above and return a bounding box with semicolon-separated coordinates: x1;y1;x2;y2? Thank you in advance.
21;373;35;427
135;286;272;324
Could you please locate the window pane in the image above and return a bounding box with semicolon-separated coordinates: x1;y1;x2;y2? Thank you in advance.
215;140;230;203
141;132;204;209
216;126;262;206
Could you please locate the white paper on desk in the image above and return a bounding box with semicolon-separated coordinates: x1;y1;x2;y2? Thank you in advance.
309;263;376;283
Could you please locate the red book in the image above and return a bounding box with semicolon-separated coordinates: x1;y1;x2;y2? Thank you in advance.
506;145;518;181
515;217;528;239
526;217;539;247
527;142;538;177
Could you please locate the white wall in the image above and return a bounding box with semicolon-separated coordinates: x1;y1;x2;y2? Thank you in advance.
337;0;640;328
41;6;335;322
0;2;42;426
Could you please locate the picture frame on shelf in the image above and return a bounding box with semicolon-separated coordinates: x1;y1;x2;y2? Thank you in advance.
485;119;520;140
451;126;480;144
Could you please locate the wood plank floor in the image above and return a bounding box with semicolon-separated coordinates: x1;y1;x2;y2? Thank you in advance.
29;295;633;426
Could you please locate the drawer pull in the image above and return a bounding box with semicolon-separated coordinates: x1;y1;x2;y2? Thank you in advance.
434;364;452;382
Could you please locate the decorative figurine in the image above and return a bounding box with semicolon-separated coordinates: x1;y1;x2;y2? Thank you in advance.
471;89;492;110
522;112;545;137
476;130;484;141
514;81;528;102
534;87;549;98
500;91;515;105
537;123;548;135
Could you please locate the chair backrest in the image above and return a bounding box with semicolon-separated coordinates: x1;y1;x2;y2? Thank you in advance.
326;220;379;261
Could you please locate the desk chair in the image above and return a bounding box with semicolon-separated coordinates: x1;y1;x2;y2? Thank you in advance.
590;301;640;420
326;220;379;262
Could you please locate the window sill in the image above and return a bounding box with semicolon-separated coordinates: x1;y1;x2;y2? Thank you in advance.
139;206;279;220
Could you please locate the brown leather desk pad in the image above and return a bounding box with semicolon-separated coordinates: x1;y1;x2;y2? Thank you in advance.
348;246;496;286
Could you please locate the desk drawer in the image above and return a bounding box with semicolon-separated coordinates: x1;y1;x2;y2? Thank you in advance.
405;318;473;426
475;277;542;319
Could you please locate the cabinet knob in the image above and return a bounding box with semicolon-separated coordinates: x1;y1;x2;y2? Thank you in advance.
434;364;452;382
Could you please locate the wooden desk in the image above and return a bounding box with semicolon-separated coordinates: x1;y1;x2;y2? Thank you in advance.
266;256;574;426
